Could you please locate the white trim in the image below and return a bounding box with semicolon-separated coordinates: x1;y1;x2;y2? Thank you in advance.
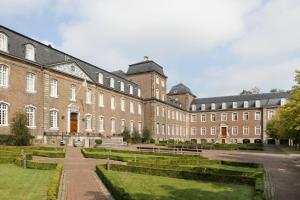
0;101;10;106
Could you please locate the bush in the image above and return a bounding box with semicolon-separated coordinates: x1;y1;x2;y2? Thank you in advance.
131;129;141;144
221;160;262;168
95;139;102;145
142;128;151;143
14;157;58;170
0;135;13;145
122;127;131;143
47;164;63;200
10;112;34;146
150;138;156;144
33;150;66;158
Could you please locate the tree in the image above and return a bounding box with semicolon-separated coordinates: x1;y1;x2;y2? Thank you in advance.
122;127;131;143
131;128;142;144
10;112;34;146
142;127;151;143
240;87;261;95
270;88;285;93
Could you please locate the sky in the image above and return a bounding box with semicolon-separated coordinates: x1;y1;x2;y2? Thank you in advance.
0;0;299;97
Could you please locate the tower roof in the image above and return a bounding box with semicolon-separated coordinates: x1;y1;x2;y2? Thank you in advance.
168;83;195;97
126;60;167;78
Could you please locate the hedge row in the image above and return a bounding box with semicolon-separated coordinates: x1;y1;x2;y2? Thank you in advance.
47;164;63;200
33;150;66;158
221;160;262;168
96;165;131;200
0;156;16;163
14;157;58;170
81;149;133;162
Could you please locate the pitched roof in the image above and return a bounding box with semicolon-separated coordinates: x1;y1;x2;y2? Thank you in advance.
168;83;195;97
191;92;289;111
126;60;167;77
0;25;141;98
111;70;127;79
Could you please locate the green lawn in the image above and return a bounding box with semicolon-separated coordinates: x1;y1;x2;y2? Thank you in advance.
105;169;254;200
0;164;54;200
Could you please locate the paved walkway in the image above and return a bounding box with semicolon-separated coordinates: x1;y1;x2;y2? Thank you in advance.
34;147;116;200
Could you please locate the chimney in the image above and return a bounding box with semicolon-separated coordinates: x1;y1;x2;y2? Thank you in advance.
143;56;149;61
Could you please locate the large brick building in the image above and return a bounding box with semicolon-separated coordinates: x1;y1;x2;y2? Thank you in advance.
0;25;288;146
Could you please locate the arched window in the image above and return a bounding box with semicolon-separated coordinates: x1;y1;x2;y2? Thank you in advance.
0;102;8;125
0;65;8;87
0;33;8;52
129;84;133;95
120;81;124;92
49;109;58;129
25;44;35;61
98;73;103;84
26;106;36;127
110;77;115;88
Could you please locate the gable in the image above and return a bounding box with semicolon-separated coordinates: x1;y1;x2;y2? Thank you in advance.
51;62;92;81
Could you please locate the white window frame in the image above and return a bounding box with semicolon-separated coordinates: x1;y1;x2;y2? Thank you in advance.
201;104;205;111
138;103;142;115
69;84;76;101
255;100;261;108
137;88;141;97
211;113;216;122
110;77;115;88
155;89;159;99
232;102;237;109
191;104;196;111
129;84;133;95
232;112;238;121
49;109;58;130
111;96;116;110
222;102;226;109
243;126;249;135
25;44;35;61
26;72;36;93
50;79;58;98
243;112;249;120
0;65;8;87
138;122;142;134
191;114;196;122
26;105;36;128
255;126;261;135
156;105;160;116
98;73;103;84
120;81;124;92
86;88;92;104
280;98;286;106
0;33;8;52
255;111;261;120
99;93;104;107
201;114;206;122
156;75;159;84
111;118;116;133
200;127;206;135
0;102;9;126
244;101;249;108
211;127;216;135
191;127;196;136
121;119;125;133
121;98;125;112
85;114;92;132
130;120;134;133
268;110;275;120
130;101;134;114
221;112;227;121
99;116;105;133
211;103;216;110
232;126;238;135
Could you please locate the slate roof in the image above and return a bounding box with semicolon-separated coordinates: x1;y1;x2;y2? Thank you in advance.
127;60;167;77
191;92;289;111
112;70;127;79
168;83;195;97
0;25;141;98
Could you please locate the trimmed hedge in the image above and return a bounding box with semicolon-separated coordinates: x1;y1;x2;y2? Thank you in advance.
221;160;262;168
14;157;58;170
0;156;16;163
33;150;65;158
47;164;63;200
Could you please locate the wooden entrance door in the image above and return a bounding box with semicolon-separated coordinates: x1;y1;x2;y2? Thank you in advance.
222;139;225;144
221;127;227;137
70;113;78;134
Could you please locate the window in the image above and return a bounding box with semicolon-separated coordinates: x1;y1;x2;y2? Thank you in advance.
138;122;142;134
255;126;261;135
0;103;8;126
211;113;216;122
172;111;175;119
0;65;8;87
25;44;35;61
160;124;164;135
110;96;116;110
111;118;115;133
130;121;134;133
172;125;175;135
156;106;160;116
232;126;238;135
222;102;226;109
155;89;159;99
201;114;206;122
167;109;171;119
156;75;159;84
121;119;125;133
99;116;104;132
268;110;275;120
121;98;125;112
138;103;142;115
243;112;249;120
50;79;58;98
211;103;216;110
99;93;104;107
161;92;165;101
129;84;133;95
26;73;36;93
130;101;134;114
232;102;237;109
86;88;92;104
232;112;238;121
200;127;206;135
138;88;141;97
69;84;76;101
176;126;179;136
110;77;115;88
211;127;216;135
255;111;261;120
85;115;92;132
191;114;196;122
162;107;165;118
176;111;179;120
120;81;124;92
255;100;261;108
244;101;249;108
167;125;170;135
221;113;227;121
156;123;160;134
0;33;8;52
191;127;196;136
243;126;249;135
26;106;35;127
49;110;58;129
98;73;103;84
280;98;286;106
201;104;205;111
191;104;196;111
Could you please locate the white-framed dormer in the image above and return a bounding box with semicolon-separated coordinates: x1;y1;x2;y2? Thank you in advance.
255;100;261;108
211;103;216;110
232;102;237;109
110;77;115;88
244;101;249;108
120;81;124;92
280;98;286;106
98;72;103;84
221;102;226;109
0;32;8;52
129;84;133;95
25;43;35;61
201;104;205;111
191;104;196;111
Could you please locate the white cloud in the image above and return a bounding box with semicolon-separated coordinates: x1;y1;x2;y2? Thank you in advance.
0;0;48;16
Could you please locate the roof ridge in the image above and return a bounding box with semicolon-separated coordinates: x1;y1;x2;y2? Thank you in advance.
195;92;289;100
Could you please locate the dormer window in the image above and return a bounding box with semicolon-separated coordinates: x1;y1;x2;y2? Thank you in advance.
129;84;133;95
191;104;196;111
280;98;286;106
120;81;124;92
222;102;226;109
25;44;35;61
244;101;249;108
98;73;103;84
137;88;141;97
255;100;261;108
110;77;115;88
211;103;216;110
232;102;237;109
0;33;8;52
201;104;205;111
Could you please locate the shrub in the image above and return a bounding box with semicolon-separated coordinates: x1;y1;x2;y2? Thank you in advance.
142;128;151;143
150;138;156;144
47;164;63;200
10;112;34;146
0;135;13;145
131;129;142;144
95;139;102;144
33;150;66;158
122;127;131;143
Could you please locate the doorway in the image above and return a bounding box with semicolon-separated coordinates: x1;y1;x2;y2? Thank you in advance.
70;113;78;134
221;139;225;144
221;127;227;137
